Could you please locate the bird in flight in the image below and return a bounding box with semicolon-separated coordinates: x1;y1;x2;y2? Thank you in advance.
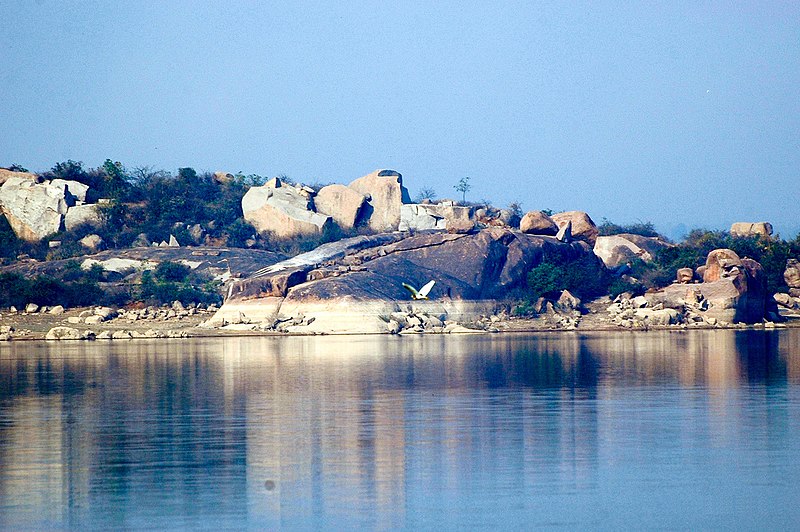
402;280;436;300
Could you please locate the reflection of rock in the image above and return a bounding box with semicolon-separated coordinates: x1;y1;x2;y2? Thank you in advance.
348;170;411;232
314;184;367;229
730;222;772;238
209;228;596;333
242;177;332;239
551;211;598;245
519;211;558;235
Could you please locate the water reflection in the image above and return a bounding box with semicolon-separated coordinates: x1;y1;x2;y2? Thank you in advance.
0;330;799;529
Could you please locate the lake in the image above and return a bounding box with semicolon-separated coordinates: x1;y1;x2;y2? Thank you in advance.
1;330;799;530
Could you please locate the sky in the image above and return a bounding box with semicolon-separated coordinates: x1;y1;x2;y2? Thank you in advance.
2;1;799;238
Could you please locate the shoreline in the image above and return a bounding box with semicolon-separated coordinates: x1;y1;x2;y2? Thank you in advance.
1;304;798;342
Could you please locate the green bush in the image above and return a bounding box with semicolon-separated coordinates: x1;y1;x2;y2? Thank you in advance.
155;261;190;282
598;218;661;238
526;253;611;301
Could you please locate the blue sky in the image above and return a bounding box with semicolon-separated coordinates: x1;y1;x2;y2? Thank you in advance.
2;1;798;238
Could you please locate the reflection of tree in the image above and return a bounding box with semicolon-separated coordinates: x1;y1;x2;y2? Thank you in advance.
0;330;797;528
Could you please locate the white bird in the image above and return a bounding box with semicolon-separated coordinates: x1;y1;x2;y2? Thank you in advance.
402;280;435;300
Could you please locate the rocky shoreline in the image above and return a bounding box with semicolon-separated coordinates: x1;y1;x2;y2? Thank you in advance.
1;295;798;342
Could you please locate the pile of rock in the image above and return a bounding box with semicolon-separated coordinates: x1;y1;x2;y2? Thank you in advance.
606;295;686;329
114;302;216;322
44;326;190;341
0;172;102;242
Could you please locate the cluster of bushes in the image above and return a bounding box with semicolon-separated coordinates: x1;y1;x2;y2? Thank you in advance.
0;160;269;263
0;262;109;308
518;223;800;314
136;261;221;306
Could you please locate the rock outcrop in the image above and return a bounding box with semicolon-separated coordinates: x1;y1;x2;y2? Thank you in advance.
593;234;671;269
242;177;333;239
730;222;773;238
0;176;70;241
785;259;800;289
0;175;105;241
314;184;367;229
207;228;596;333
646;248;768;323
64;204;101;231
551;211;598;245
0;168;38;186
348;170;411;232
398;203;474;231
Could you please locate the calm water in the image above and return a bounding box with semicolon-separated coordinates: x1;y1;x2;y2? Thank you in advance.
1;330;799;530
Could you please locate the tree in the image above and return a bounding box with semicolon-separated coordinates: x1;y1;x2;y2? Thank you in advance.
454;176;472;203
414;186;437;203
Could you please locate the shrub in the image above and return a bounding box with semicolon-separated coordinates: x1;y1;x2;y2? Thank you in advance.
154;261;190;283
526;253;611;301
598;218;661;238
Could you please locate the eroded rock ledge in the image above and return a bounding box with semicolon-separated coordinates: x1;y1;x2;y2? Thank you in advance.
204;227;596;334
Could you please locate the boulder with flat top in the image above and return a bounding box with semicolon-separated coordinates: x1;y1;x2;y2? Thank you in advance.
242;177;332;239
348;169;411;232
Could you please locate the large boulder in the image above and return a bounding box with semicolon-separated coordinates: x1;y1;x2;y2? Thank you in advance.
242;177;332;239
519;211;558;235
593;234;671;269
398;203;474;231
785;259;800;288
647;248;768;323
50;179;89;203
64;203;101;231
703;248;743;282
0;176;69;241
348;169;411;232
314;184;367;229
551;211;599;245
730;222;772;238
211;228;595;333
0;168;38;186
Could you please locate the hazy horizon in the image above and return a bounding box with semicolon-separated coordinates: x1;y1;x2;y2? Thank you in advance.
2;1;798;238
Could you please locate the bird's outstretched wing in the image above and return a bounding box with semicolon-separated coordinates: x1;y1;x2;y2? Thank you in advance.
418;280;435;298
402;283;420;299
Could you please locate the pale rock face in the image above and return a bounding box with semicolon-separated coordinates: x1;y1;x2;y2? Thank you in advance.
0;177;69;241
730;222;773;238
556;220;572;242
79;234;104;251
519;211;558;235
551;211;599;245
314;184;367;229
45;326;83;340
594;235;650;268
0;168;38;186
50;179;89;203
398;203;474;231
348;169;411;232
64;203;101;231
242;177;332;239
